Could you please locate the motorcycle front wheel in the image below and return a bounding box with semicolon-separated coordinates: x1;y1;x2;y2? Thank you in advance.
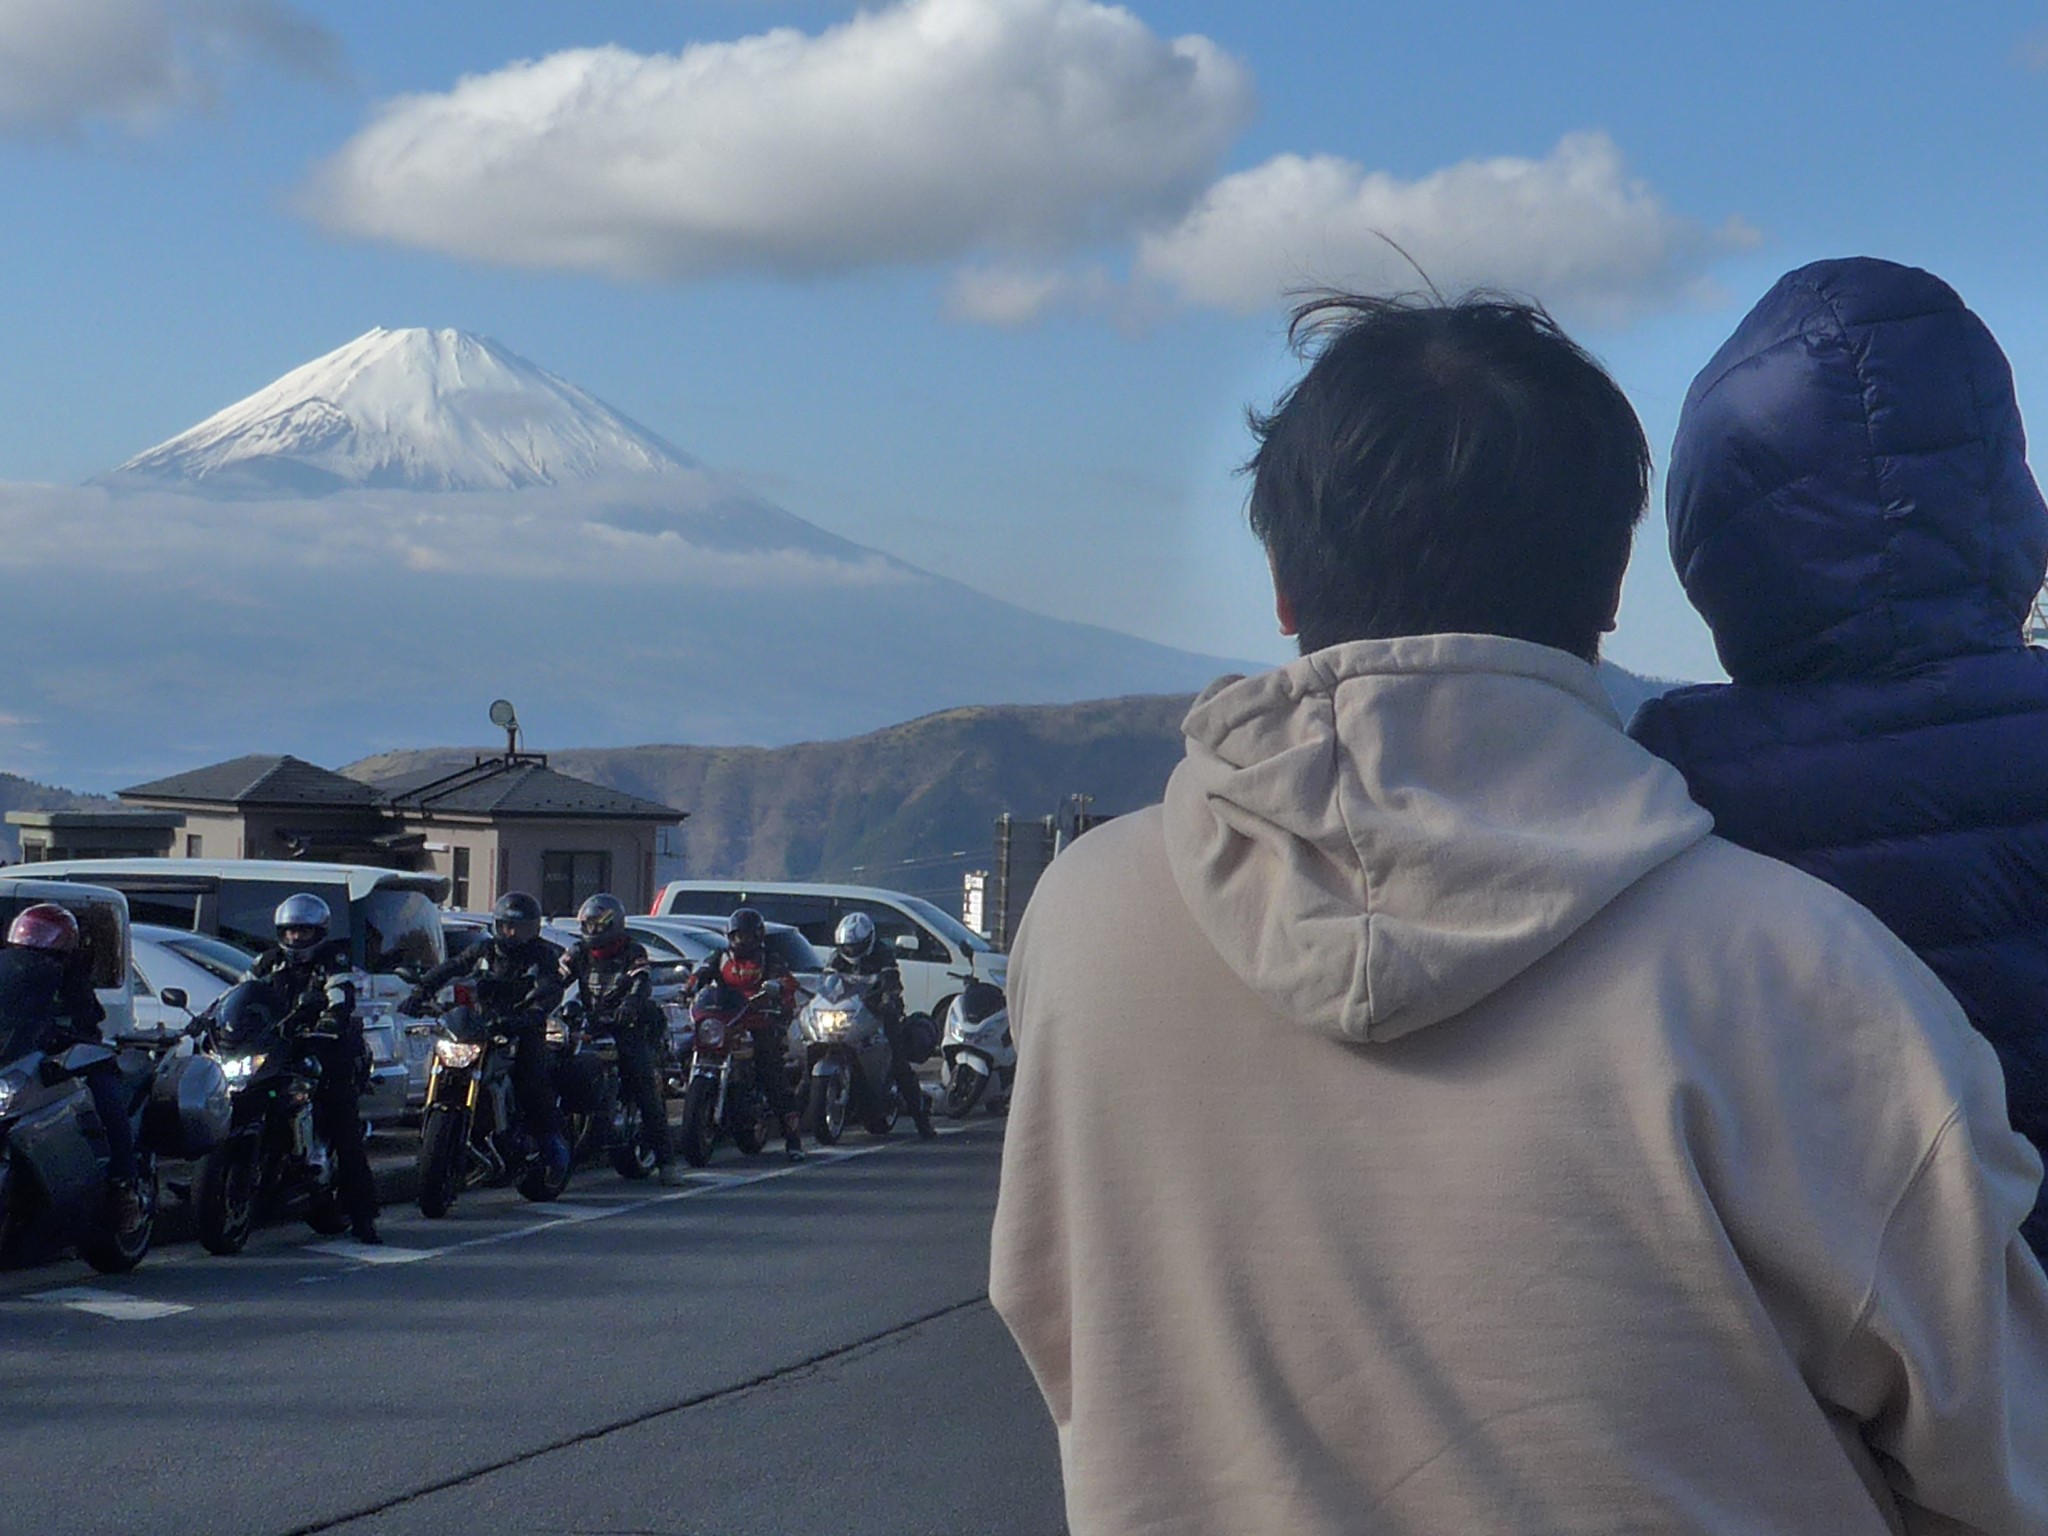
944;1061;987;1118
610;1101;657;1180
79;1161;156;1275
417;1105;466;1218
194;1137;260;1255
515;1143;570;1203
731;1093;771;1156
679;1079;719;1167
805;1074;849;1145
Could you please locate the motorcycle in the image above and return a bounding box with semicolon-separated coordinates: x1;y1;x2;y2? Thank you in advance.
189;979;360;1256
410;996;571;1218
0;1021;227;1273
796;972;902;1145
677;981;775;1167
550;1000;662;1181
939;973;1014;1118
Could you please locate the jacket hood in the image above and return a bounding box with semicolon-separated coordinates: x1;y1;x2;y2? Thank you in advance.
1668;257;2048;685
1162;635;1712;1044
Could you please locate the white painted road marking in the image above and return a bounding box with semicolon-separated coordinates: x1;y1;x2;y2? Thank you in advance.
27;1287;192;1321
305;1241;435;1266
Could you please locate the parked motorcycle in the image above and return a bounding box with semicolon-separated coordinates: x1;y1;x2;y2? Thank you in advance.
550;1000;661;1181
677;981;775;1167
190;979;363;1255
410;999;571;1218
796;972;902;1145
939;974;1014;1118
0;1025;227;1273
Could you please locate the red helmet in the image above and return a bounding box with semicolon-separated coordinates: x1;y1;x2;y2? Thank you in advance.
8;903;79;953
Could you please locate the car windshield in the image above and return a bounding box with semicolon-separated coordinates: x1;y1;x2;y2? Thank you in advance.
897;894;994;953
160;933;254;984
357;887;446;973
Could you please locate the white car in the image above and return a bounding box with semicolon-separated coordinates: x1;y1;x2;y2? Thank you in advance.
648;881;1004;1021
129;924;254;1034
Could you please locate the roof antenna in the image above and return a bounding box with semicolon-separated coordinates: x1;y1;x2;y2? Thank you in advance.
488;699;520;759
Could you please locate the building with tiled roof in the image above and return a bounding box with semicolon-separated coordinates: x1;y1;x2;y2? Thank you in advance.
116;750;684;915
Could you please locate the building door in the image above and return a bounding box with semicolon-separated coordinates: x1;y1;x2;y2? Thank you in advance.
541;851;612;917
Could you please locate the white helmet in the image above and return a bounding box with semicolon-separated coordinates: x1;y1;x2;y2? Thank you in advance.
274;893;332;961
833;911;876;959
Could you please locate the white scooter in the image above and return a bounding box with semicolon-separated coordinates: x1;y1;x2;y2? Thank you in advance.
938;973;1013;1118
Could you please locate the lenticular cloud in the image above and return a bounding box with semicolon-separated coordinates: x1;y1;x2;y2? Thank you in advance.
305;0;1252;281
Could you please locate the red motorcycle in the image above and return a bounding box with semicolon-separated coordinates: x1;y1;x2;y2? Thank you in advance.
678;981;776;1167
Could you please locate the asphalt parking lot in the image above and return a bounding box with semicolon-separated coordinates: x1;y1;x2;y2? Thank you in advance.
0;1117;1065;1536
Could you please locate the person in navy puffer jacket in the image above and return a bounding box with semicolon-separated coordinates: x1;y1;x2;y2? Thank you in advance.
1630;256;2048;1257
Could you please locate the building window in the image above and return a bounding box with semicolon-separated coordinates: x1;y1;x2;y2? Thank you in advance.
451;846;470;910
541;851;611;917
185;834;202;858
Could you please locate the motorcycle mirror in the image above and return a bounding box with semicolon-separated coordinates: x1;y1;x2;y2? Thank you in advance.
160;987;189;1013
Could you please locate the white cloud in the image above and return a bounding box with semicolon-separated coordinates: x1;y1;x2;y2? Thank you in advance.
943;263;1122;327
303;0;1251;280
1137;132;1760;325
0;481;916;590
0;0;339;136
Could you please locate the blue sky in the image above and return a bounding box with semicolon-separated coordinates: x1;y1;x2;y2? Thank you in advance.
2;0;2045;686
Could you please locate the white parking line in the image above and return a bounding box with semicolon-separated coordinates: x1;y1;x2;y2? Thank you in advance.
27;1287;193;1321
305;1241;436;1266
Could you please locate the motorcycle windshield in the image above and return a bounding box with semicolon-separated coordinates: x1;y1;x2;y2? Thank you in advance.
211;981;284;1050
691;981;746;1023
813;973;861;1006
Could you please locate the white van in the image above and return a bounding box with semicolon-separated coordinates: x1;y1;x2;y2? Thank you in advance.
26;859;448;1122
648;881;1004;1020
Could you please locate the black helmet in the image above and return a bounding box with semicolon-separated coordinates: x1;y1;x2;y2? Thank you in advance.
493;891;543;948
578;893;628;954
728;907;766;958
274;893;332;961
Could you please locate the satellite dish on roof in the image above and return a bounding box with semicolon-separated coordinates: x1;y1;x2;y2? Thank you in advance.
488;699;520;755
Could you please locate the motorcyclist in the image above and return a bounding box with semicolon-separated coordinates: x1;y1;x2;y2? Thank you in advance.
687;907;804;1161
826;912;937;1140
0;904;143;1235
403;892;570;1177
560;894;681;1186
245;894;381;1245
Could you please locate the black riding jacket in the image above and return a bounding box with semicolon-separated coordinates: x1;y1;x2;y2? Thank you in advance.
412;936;565;1029
0;947;106;1064
560;939;655;1029
248;940;359;1041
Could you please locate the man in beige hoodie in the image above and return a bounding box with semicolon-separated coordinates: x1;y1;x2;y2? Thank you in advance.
989;293;2048;1534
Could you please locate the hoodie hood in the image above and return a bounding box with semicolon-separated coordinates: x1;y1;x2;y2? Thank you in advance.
1668;257;2048;685
1162;635;1711;1044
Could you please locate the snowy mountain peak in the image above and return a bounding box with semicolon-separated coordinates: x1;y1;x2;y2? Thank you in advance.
107;327;697;495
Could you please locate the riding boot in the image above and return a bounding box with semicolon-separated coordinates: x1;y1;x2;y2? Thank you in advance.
783;1111;805;1162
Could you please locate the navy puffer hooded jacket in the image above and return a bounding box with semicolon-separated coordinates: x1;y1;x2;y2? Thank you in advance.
1630;257;2048;1252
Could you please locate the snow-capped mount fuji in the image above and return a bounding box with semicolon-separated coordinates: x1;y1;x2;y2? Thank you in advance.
107;327;695;496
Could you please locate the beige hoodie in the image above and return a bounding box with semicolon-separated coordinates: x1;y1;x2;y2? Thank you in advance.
990;634;2048;1535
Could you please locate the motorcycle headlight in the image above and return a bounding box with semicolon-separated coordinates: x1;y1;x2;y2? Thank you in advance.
545;1017;569;1047
218;1052;268;1088
811;1008;851;1037
696;1018;726;1050
435;1039;483;1069
0;1070;23;1116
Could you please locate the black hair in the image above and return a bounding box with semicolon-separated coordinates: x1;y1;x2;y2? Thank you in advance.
1245;291;1651;661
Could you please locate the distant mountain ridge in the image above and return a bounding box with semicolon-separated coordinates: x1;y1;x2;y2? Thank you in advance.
345;664;1678;903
